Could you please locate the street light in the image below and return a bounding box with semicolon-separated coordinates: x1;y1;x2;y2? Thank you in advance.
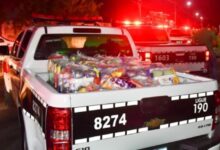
200;16;204;20
186;1;192;7
174;0;177;27
167;0;192;27
138;0;142;18
195;12;200;17
200;16;204;27
174;0;192;27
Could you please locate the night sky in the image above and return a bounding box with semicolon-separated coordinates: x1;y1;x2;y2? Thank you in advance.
100;0;220;27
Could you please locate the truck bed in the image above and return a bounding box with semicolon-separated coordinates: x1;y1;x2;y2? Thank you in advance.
29;69;218;107
23;69;219;149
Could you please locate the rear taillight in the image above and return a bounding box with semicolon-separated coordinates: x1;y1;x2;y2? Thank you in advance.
3;60;9;73
205;50;210;61
46;107;71;150
212;91;220;130
186;40;192;44
145;52;152;62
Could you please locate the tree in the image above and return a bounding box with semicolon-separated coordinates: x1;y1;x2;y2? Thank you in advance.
0;0;103;25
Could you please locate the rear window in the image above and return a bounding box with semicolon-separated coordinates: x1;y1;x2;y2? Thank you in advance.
35;34;132;60
127;27;169;44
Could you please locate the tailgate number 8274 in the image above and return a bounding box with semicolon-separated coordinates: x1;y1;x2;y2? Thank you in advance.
94;113;127;130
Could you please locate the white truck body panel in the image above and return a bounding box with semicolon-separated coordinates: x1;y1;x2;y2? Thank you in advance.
23;68;218;150
138;45;208;73
71;119;213;150
3;25;219;150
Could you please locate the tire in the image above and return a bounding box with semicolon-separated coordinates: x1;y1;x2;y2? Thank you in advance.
18;107;28;150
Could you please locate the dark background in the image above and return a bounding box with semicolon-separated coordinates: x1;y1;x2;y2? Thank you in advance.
100;0;220;27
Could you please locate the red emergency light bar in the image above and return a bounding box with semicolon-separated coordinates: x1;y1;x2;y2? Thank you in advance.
183;26;191;30
123;20;132;26
121;20;143;26
133;20;143;26
157;24;169;29
32;13;103;23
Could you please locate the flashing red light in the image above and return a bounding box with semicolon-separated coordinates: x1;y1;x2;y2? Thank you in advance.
133;20;143;26
123;20;143;26
157;24;169;29
123;20;131;26
205;50;210;61
32;13;103;22
183;26;190;31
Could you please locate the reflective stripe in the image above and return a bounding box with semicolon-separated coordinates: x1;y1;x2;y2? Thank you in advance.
207;92;214;96
160;124;169;129
127;129;137;135
190;94;197;98
127;101;138;106
170;122;178;127
89;136;101;142
115;102;126;108
102;104;114;109
197;117;204;122
74;115;213;144
138;127;148;133
102;133;113;139
115;131;126;137
181;95;189;99
205;116;212;120
188;119;196;123
75;138;87;144
75;107;87;113
172;96;179;101
89;105;101;111
199;93;206;97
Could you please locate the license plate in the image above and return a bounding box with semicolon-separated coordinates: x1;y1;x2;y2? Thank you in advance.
153;52;205;63
153;54;171;62
188;54;198;61
187;52;205;62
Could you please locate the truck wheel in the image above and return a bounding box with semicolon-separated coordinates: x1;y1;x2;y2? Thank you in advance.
18;107;28;150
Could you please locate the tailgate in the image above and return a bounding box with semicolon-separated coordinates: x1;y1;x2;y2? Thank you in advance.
152;51;206;63
139;45;208;64
71;90;216;149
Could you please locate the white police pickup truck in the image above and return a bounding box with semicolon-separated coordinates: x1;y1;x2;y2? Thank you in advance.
114;22;212;78
3;24;220;150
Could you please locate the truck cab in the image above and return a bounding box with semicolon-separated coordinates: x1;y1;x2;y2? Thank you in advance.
169;27;193;45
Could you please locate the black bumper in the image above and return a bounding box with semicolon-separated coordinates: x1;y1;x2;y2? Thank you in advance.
140;135;220;150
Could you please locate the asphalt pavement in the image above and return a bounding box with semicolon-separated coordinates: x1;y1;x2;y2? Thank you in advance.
0;76;22;150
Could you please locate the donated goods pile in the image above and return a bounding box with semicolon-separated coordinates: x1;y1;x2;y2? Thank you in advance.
48;53;180;93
